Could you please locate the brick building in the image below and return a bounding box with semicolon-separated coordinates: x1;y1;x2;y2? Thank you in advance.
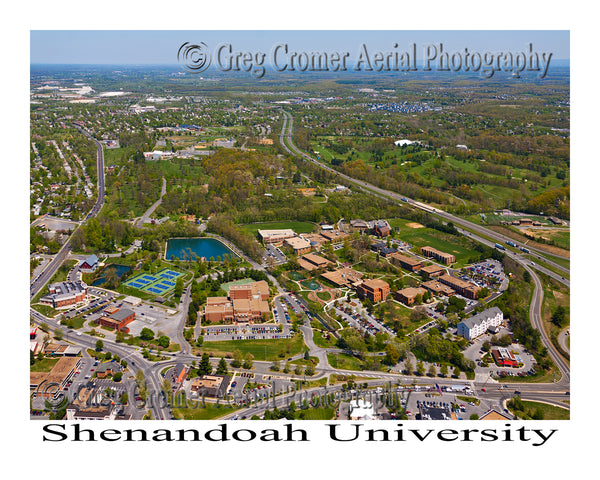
394;287;427;306
421;246;456;265
40;281;87;308
204;281;270;324
356;278;390;303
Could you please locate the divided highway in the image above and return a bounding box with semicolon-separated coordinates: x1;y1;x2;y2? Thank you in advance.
279;110;570;394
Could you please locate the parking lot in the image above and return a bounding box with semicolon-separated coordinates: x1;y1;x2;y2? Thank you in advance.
263;244;287;264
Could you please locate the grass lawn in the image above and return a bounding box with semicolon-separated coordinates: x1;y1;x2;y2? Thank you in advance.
31;304;59;318
510;400;570;420
317;291;332;301
241;221;317;236
172;402;240;420
312;329;338;348
198;333;306;362
327;352;365;371
297;406;336;420
30;357;60;373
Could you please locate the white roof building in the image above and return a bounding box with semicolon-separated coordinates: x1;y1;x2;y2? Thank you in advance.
349;399;375;420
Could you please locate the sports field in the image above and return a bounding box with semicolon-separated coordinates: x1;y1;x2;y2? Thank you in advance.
123;267;183;295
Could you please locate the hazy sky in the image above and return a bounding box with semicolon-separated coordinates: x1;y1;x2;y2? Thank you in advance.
30;30;569;64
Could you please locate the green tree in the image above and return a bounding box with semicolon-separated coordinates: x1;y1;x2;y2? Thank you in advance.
416;361;425;376
427;364;437;377
404;359;414;375
243;353;254;370
95;340;103;352
113;372;123;382
140;328;155;341
384;343;400;366
440;363;449;377
198;353;212;376
216;357;229;375
231;349;243;368
157;335;170;349
304;363;315;376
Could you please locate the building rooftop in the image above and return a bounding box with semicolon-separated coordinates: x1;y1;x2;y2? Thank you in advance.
459;307;503;329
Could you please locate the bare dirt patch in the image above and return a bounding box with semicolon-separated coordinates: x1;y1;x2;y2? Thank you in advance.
406;222;425;229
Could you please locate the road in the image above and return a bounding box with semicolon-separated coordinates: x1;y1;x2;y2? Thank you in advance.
135;177;167;228
279;110;570;396
30;127;105;301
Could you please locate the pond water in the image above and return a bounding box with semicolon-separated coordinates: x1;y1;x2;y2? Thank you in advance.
92;264;131;286
165;237;235;261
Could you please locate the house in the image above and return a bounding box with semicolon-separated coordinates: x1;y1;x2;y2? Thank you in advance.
373;220;391;237
480;409;513;420
190;375;231;398
172;363;188;384
349;219;369;233
457;307;504;340
95;362;122;379
371;242;397;257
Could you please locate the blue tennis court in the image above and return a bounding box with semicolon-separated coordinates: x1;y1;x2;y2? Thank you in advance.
123;267;184;296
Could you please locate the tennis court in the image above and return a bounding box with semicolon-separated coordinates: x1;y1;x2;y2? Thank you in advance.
301;279;321;290
123;267;184;295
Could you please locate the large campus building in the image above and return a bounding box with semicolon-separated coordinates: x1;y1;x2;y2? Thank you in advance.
457;307;504;340
203;281;270;324
390;252;423;271
421;246;456;265
257;229;296;245
40;281;87;308
321;267;364;288
356;278;390;303
97;307;136;332
438;274;481;300
297;253;333;272
394;287;427;306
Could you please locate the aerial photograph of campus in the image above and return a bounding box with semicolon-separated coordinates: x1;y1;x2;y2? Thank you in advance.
29;30;571;423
